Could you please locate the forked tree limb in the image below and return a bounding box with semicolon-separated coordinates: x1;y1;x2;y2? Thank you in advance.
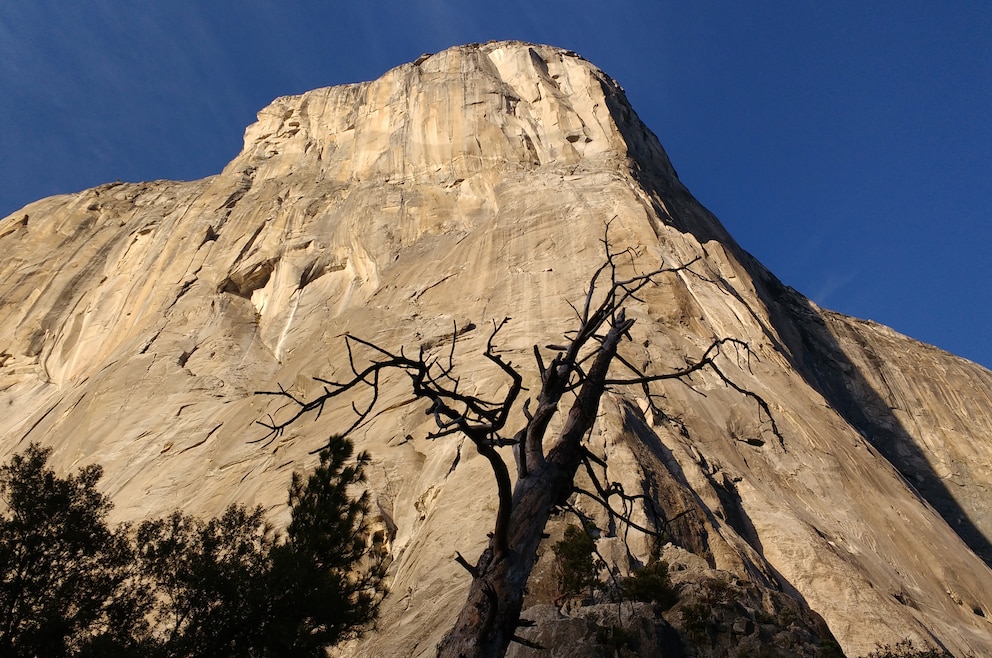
253;227;783;658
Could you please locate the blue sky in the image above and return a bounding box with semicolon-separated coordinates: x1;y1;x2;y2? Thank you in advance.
2;2;990;367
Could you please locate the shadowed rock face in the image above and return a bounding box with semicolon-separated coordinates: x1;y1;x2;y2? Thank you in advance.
1;42;990;656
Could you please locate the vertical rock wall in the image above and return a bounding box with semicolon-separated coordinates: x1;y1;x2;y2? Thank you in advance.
1;42;990;656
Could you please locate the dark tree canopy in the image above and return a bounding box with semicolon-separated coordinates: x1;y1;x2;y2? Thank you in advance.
0;444;149;657
276;438;387;651
0;439;386;658
135;505;279;657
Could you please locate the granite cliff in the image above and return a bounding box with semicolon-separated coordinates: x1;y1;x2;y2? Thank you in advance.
1;42;990;656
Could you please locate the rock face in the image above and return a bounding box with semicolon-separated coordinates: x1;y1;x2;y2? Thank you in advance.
1;42;990;656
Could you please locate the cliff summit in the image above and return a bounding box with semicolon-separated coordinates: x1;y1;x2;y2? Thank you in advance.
1;42;990;656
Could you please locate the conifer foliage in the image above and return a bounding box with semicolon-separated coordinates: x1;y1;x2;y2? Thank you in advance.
135;505;279;657
0;439;386;658
275;439;387;653
0;444;148;657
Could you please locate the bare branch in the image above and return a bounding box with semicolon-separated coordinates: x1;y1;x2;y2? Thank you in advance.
454;552;478;577
510;635;545;650
532;345;546;378
254;221;785;658
575;449;668;541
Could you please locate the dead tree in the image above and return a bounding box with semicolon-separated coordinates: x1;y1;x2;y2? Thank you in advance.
255;230;779;658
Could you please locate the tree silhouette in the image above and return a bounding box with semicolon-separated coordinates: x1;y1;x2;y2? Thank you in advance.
0;437;386;658
257;227;779;658
136;437;386;657
268;438;388;655
0;444;149;657
135;505;277;657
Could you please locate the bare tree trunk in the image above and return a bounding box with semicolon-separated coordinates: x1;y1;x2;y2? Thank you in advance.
435;318;629;658
254;246;772;658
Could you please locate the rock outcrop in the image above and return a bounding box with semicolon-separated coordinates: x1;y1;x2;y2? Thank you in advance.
1;42;990;656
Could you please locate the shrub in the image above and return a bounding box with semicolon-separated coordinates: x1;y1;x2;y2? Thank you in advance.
595;624;639;654
862;639;954;658
552;524;603;600
622;560;677;612
680;602;713;643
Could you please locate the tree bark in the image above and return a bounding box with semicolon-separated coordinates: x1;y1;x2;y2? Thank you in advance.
436;317;632;658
